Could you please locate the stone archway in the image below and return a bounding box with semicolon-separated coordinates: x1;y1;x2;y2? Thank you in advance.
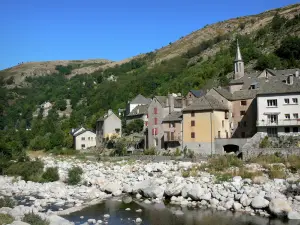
223;144;239;154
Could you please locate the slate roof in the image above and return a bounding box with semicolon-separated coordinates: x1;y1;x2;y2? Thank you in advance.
155;96;167;107
127;104;149;117
257;76;300;95
163;111;182;122
266;68;300;77
130;94;151;104
189;89;207;98
213;87;233;100
182;95;228;112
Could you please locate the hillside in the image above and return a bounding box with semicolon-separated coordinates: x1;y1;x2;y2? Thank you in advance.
0;3;300;153
1;3;299;88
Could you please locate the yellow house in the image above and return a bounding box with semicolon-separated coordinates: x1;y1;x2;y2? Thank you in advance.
182;95;230;155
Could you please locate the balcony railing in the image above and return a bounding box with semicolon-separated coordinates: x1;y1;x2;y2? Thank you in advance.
164;132;181;142
257;119;300;127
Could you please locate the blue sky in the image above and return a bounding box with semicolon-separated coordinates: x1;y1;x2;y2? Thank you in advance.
0;0;298;70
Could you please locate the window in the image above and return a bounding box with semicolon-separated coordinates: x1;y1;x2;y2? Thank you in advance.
292;98;298;104
244;121;247;127
81;144;85;148
293;113;299;119
267;99;277;107
191;112;195;117
293;127;299;133
191;132;195;138
241;100;247;106
285;114;290;120
81;137;85;141
145;121;148;126
284;98;290;104
225;111;229;119
152;128;158;135
267;128;278;137
147;114;149;118
218;131;221;138
155;128;158;135
154;107;158;114
284;127;290;133
88;137;90;140
241;132;246;138
267;114;278;123
238;63;241;72
238;122;241;127
240;111;246;116
154;118;158;125
191;120;195;126
222;120;224;128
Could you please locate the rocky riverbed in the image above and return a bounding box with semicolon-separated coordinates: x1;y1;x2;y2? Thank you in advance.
1;156;300;224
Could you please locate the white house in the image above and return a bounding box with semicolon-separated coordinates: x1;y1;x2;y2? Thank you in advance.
257;74;300;137
71;127;96;150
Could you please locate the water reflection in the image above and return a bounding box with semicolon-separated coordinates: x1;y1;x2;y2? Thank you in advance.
63;198;297;225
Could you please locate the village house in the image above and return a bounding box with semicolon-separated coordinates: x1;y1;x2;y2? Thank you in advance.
162;111;182;149
96;109;122;146
182;95;230;155
186;90;207;106
147;94;186;149
257;73;300;137
71;127;96;150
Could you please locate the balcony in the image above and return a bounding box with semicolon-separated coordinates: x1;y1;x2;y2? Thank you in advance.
257;119;300;127
164;132;181;142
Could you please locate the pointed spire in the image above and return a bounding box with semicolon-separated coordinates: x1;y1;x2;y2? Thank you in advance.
235;39;243;62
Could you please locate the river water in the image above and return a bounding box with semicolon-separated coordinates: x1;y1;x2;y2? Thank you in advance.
62;198;298;225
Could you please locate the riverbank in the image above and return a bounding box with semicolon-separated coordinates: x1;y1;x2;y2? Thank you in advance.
1;155;300;224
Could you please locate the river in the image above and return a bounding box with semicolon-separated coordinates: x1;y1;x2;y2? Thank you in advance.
62;198;296;225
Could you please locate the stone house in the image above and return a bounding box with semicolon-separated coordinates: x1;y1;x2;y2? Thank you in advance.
71;127;96;150
162;111;182;149
147;94;185;150
186;90;206;106
182;95;230;155
96;109;122;146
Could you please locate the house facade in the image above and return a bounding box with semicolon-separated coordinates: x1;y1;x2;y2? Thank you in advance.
126;94;151;115
126;104;149;130
96;109;122;146
71;128;96;150
182;95;230;155
162;111;182;149
257;75;300;137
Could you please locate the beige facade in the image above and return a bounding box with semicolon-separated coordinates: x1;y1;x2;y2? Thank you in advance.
74;130;96;150
183;110;229;154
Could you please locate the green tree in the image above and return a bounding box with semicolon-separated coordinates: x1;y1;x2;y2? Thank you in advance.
124;119;144;135
55;99;67;111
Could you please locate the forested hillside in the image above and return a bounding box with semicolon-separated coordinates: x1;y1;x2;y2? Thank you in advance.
0;5;300;158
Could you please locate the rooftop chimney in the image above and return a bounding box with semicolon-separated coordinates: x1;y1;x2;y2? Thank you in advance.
108;109;113;116
287;75;294;85
182;97;186;109
295;70;299;78
168;94;174;114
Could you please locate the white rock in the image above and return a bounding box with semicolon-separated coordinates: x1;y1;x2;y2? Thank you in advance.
10;222;30;225
269;199;292;217
88;218;96;224
103;214;110;219
233;202;242;211
224;199;234;209
136;218;142;223
288;211;300;220
97;219;103;224
251;196;269;209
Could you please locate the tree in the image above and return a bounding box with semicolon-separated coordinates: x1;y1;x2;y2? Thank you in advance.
276;36;300;60
271;13;286;31
255;54;282;70
55;99;67;111
124;119;144;135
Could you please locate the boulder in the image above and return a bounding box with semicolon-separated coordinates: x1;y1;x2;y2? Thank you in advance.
11;222;30;225
251;196;269;209
165;182;185;196
240;194;251;207
288;211;300;220
269;199;292;217
187;184;204;200
224;199;234;210
252;176;268;185
136;218;142;223
103;182;122;194
122;195;132;204
142;185;165;199
233;202;242;211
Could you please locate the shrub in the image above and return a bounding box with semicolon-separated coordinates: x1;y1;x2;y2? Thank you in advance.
5;159;44;181
144;147;157;155
259;136;271;148
249;154;284;166
181;170;190;178
0;213;14;224
0;196;15;208
42;167;59;182
214;173;232;183
186;149;195;159
173;148;181;156
67;166;83;185
268;165;286;179
23;212;49;225
286;155;300;173
207;155;243;172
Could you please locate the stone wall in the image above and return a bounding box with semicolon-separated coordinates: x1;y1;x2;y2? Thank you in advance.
243;147;300;160
98;155;208;162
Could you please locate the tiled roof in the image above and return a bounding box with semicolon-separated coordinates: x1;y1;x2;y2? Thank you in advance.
266;68;300;77
182;95;228;112
231;89;258;100
155;96;167;107
73;129;95;137
163;111;182;122
213;87;233;100
127;104;149;116
130;94;151;104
